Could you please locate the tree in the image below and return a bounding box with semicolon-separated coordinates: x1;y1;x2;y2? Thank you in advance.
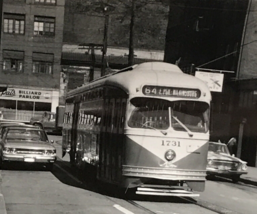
64;0;169;51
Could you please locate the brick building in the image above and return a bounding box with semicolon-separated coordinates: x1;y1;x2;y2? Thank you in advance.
0;0;65;121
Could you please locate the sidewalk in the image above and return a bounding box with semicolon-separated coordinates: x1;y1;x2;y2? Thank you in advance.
240;166;257;186
0;171;7;214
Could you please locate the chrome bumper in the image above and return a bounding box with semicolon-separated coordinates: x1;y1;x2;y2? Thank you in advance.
207;168;248;175
3;154;56;163
123;165;207;181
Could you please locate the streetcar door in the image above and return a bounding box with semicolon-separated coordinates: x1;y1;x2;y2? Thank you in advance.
70;102;80;164
99;97;126;182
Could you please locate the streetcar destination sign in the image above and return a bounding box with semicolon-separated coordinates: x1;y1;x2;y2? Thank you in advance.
142;85;201;98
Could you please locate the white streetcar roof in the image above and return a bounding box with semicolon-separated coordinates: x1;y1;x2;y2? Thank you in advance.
67;62;211;101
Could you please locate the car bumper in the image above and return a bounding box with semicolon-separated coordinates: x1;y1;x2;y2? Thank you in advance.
207;168;248;176
2;154;56;163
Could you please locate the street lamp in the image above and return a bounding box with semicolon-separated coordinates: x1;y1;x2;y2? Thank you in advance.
101;6;109;76
97;4;115;76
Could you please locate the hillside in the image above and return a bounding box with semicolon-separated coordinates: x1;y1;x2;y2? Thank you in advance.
63;0;169;51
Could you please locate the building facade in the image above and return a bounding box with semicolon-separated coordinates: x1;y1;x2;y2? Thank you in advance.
165;0;257;166
0;0;65;121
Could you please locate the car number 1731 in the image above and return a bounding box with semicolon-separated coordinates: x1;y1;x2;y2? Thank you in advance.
161;140;181;147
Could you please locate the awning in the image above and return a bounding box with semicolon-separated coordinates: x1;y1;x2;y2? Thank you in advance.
33;52;54;62
3;50;24;59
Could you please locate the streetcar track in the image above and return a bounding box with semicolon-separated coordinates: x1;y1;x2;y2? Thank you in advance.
53;161;211;214
179;196;239;214
126;200;158;214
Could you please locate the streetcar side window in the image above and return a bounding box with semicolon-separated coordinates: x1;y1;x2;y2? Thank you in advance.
120;99;126;129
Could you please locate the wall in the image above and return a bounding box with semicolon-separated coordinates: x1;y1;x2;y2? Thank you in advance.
0;0;65;89
238;0;257;79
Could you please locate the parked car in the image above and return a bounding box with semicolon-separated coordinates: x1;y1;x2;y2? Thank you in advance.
0;126;56;170
30;107;64;135
206;141;248;183
0;123;41;140
30;112;56;133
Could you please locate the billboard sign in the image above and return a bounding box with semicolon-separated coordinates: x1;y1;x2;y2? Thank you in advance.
195;71;224;92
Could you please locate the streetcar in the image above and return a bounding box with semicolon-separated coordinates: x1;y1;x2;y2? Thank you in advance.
62;62;211;197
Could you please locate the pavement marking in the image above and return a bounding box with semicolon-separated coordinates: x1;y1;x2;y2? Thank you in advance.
232;197;239;201
113;204;134;214
0;193;7;214
54;163;137;214
54;163;83;184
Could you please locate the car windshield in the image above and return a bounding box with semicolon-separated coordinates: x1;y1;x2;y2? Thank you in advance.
128;98;210;133
208;142;230;155
6;129;48;141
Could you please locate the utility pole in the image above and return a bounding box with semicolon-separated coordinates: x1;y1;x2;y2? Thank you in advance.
0;0;3;46
237;118;247;158
89;45;95;82
128;0;135;66
78;43;103;82
101;6;109;77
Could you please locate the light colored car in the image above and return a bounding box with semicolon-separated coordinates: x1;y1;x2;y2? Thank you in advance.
206;141;247;183
0;127;56;170
0;123;40;140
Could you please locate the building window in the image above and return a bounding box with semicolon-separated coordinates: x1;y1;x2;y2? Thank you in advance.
34;16;55;36
3;50;24;72
3;13;25;35
35;0;56;4
32;52;54;74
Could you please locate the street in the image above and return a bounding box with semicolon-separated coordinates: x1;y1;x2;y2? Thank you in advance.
0;135;257;214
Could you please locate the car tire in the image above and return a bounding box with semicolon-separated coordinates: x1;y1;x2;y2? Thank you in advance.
46;163;54;171
231;175;240;183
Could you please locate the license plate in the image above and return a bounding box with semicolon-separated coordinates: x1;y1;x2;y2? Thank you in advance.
24;158;35;162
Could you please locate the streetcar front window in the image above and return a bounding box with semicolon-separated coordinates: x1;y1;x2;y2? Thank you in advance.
171;100;209;133
128;98;209;133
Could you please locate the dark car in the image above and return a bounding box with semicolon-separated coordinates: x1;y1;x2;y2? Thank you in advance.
0;126;56;170
206;141;247;183
30;111;63;135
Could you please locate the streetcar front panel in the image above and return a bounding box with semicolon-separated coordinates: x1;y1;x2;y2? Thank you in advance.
122;97;210;191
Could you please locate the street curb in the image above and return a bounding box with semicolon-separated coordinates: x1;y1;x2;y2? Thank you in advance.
0;171;7;214
239;178;257;186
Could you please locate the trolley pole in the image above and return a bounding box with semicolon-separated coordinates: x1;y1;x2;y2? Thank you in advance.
101;7;109;77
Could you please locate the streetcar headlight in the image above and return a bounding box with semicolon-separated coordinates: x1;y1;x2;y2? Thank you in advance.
164;149;176;161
